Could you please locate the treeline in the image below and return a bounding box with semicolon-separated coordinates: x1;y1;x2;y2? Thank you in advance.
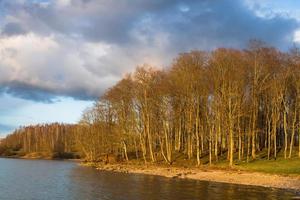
1;41;300;166
0;123;79;158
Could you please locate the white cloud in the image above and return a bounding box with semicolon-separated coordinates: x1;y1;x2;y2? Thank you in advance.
293;29;300;43
244;0;300;20
56;0;72;8
0;28;176;101
0;32;119;100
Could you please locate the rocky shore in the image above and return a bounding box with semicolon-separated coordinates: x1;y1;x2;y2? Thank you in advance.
82;162;300;192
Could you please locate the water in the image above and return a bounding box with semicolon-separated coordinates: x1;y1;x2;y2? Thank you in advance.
0;158;298;200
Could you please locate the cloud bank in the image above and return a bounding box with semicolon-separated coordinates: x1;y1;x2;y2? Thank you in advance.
0;0;298;102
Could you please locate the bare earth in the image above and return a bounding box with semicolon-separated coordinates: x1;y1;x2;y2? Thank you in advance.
83;163;300;192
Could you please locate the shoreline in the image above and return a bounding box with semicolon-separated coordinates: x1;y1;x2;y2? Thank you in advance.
0;155;81;162
82;162;300;192
2;156;299;192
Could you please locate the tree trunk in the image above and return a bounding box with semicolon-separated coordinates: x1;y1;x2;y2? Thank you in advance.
298;121;300;158
163;120;172;164
267;119;271;160
238;116;241;161
175;118;182;152
288;109;296;158
209;128;212;166
139;131;147;163
147;115;155;162
122;141;129;162
134;138;139;159
195;116;201;166
283;110;288;159
273;119;277;160
215;120;220;162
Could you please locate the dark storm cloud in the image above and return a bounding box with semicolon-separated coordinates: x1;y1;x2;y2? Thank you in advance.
0;81;58;103
1;22;27;36
132;0;297;51
16;0;190;43
0;81;99;103
0;0;298;102
13;0;296;47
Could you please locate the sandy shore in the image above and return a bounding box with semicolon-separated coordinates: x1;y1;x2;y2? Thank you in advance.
82;163;300;192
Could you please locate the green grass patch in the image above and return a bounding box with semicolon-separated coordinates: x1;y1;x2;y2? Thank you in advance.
233;157;300;175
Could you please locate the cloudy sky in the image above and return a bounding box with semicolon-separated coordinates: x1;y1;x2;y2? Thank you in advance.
0;0;299;135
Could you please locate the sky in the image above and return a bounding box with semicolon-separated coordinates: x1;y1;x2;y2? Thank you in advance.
0;0;299;136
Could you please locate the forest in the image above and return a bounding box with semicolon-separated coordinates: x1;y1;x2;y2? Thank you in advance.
1;41;300;166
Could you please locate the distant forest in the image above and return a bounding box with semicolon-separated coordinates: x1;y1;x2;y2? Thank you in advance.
1;41;300;166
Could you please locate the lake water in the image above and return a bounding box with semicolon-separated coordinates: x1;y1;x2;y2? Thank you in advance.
0;158;298;200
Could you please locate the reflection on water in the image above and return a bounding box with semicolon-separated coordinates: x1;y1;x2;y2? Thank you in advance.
0;158;298;200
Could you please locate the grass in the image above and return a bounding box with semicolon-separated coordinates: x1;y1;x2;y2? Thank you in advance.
162;149;300;176
209;149;300;176
234;157;300;175
143;149;300;176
